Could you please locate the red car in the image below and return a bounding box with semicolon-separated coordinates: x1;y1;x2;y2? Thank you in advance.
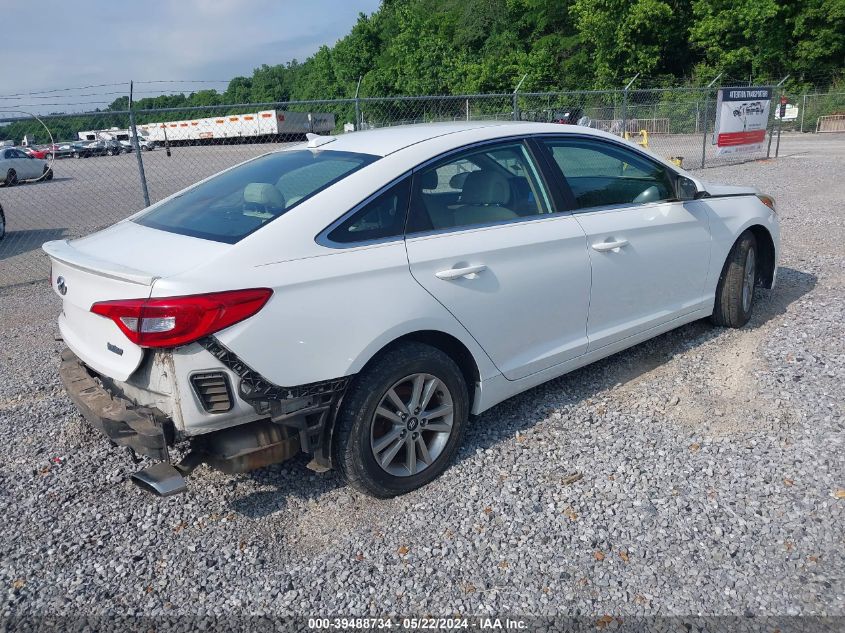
22;147;50;160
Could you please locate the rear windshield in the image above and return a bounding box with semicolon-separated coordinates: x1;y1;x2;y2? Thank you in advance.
135;149;378;243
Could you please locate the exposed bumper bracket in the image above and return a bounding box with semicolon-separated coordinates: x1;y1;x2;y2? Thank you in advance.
59;348;172;461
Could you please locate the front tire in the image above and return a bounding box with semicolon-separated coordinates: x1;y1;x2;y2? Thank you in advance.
711;230;758;328
0;205;5;241
334;342;469;498
5;169;17;186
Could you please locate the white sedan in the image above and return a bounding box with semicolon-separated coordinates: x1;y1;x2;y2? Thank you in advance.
43;122;779;498
1;147;50;186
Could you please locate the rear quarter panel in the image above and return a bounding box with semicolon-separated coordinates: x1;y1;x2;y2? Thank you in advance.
149;241;500;389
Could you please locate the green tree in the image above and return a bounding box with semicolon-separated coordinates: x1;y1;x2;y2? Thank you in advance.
689;0;783;80
571;0;687;87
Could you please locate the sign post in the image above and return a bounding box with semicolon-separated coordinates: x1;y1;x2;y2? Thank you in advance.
775;94;787;157
713;86;772;157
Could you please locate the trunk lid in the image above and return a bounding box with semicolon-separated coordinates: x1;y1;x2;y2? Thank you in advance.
44;221;228;381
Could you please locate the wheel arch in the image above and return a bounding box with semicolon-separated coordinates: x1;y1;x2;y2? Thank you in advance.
355;329;482;409
746;224;776;289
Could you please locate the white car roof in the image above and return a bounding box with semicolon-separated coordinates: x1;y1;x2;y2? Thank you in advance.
310;121;626;158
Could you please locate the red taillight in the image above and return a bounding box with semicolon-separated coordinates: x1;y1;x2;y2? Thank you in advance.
90;288;272;348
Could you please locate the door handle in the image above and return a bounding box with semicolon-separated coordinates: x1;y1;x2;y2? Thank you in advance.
591;239;629;252
435;264;487;280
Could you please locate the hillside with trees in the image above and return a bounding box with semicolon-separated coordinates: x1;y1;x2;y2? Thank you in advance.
119;0;843;111
1;0;842;142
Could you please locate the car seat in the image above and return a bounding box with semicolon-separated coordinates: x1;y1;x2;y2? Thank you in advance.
452;171;518;227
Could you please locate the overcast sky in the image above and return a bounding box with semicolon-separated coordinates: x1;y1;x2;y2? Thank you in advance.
0;0;381;114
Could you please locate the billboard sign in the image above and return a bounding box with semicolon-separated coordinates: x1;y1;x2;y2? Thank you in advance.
713;87;771;155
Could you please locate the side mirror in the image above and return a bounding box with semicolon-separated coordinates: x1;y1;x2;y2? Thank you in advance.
676;175;707;201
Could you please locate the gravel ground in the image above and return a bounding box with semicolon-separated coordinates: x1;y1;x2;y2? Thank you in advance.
0;136;843;624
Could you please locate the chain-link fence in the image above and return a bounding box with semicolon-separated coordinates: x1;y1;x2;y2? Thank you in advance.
0;84;815;288
796;91;845;132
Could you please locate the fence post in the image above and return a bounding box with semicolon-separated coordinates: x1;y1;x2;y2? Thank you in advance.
512;74;527;121
800;92;807;133
699;74;721;169
621;73;638;137
776;75;789;157
128;80;151;208
354;76;362;130
767;75;790;158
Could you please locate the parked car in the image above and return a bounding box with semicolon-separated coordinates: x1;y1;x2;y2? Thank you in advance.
82;140;110;157
48;142;92;159
96;140;123;156
1;147;51;185
552;106;589;126
43;122;779;499
119;137;155;152
22;147;50;160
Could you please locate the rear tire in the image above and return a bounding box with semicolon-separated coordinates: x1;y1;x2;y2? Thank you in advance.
43;166;53;180
711;230;758;328
0;205;5;241
333;342;469;498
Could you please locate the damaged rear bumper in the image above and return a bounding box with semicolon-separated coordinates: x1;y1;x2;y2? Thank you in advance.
59;341;352;496
58;348;173;461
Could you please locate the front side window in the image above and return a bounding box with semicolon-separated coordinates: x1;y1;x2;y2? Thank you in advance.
136;149;378;243
541;138;673;209
326;177;411;244
407;142;552;233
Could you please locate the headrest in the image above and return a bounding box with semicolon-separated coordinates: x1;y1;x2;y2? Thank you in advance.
419;170;438;190
243;183;285;208
449;172;470;189
460;171;510;205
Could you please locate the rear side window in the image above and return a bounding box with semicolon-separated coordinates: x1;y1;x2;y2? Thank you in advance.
541;138;673;209
326;177;411;244
407;142;552;234
136;150;378;243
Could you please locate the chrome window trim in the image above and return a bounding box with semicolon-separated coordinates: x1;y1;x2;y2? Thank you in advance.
410;134;534;174
403;208;577;242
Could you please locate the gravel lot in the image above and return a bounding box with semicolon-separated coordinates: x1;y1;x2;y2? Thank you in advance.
1;135;843;623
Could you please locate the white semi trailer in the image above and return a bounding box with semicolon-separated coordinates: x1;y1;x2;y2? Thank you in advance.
139;109;335;145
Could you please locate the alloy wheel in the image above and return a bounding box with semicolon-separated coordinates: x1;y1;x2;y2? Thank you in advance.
742;248;756;312
369;373;454;477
